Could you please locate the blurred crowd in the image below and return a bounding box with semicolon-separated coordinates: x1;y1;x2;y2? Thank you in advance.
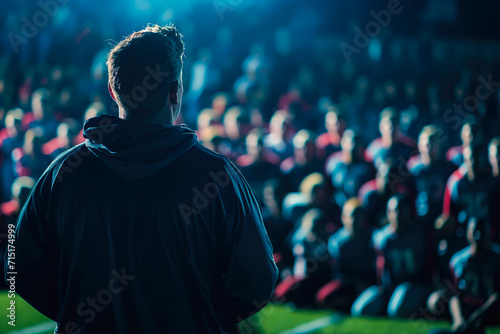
2;0;500;332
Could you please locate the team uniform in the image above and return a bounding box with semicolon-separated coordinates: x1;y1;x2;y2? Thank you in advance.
11;147;53;181
448;244;500;331
42;136;83;160
21;111;60;139
237;152;282;206
263;134;293;162
316;132;341;161
316;227;376;311
326;152;376;208
274;226;331;307
352;223;434;317
358;180;412;228
365;136;417;167
446;145;464;167
409;156;457;224
443;170;499;239
280;156;324;192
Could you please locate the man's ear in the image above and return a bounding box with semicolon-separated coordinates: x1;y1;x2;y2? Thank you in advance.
108;83;116;101
169;81;179;105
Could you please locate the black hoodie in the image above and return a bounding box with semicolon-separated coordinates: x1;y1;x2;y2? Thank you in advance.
8;115;278;333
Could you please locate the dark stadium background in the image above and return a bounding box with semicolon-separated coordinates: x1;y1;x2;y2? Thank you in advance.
2;0;500;333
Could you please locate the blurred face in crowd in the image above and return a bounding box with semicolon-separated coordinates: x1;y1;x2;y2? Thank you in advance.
270;112;288;139
418;133;432;160
84;102;106;121
293;135;315;164
464;145;487;180
211;94;228;118
325;109;346;135
223;109;244;141
31;91;52;121
197;109;215;131
342;201;364;236
379;115;398;141
57;120;79;148
488;139;500;176
246;132;264;159
300;209;325;242
263;181;281;216
461;122;482;147
418;131;441;162
466;218;490;251
341;129;363;161
11;176;35;205
461;123;473;146
5;109;23;137
387;196;410;233
23;129;44;156
376;162;391;193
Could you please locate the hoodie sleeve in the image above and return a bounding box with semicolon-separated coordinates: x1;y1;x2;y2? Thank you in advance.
5;167;60;321
219;160;279;322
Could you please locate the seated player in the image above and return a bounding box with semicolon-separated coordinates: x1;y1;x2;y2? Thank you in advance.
326;127;375;209
222;106;249;157
1;176;35;225
358;159;413;228
409;125;456;225
261;178;294;278
442;144;499;241
196;108;222;142
430;144;496;313
42;118;80;159
281;130;323;192
273;209;331;308
237;128;281;206
22;88;60;139
316;199;376;312
427;213;469;320
0;108;25;152
282;172;339;230
0;108;25;200
365;107;417;168
352;194;434;318
74;101;109;144
446;117;484;167
428;218;500;334
489;137;500;180
316;106;347;160
488;137;500;242
12;128;53;181
264;110;295;161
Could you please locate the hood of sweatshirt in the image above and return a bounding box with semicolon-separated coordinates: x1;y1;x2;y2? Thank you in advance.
83;115;198;181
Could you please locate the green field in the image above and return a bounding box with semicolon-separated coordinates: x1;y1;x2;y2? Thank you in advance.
1;291;499;334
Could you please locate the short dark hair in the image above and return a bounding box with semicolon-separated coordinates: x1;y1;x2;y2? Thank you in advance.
107;24;185;115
